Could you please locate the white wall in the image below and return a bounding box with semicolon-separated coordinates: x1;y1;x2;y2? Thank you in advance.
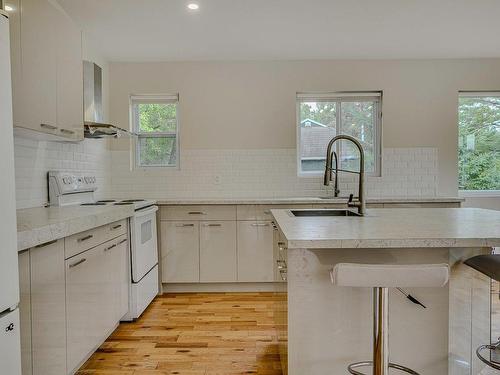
108;59;500;198
14;34;112;209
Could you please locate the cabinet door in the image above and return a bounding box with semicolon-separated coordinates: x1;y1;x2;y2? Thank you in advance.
30;240;66;375
18;250;32;375
200;221;237;282
18;0;58;132
237;221;274;282
55;6;83;140
65;246;103;373
161;222;200;283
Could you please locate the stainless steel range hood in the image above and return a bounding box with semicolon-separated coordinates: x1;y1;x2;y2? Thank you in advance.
83;60;134;138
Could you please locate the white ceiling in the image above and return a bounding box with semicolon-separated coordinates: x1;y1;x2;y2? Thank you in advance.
58;0;500;62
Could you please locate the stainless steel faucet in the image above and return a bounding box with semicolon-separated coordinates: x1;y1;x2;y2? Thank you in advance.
323;135;366;215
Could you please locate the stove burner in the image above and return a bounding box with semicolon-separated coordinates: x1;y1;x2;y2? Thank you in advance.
121;199;146;203
97;200;116;203
114;202;134;205
81;202;106;206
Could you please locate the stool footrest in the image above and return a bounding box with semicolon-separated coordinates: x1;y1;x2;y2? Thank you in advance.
348;361;420;375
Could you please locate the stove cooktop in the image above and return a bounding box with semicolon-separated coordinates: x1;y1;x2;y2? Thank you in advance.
81;199;156;210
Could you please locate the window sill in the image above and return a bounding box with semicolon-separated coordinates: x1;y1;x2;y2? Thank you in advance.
459;190;500;198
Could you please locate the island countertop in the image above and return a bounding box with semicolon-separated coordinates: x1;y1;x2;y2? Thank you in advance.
271;207;500;249
17;205;135;251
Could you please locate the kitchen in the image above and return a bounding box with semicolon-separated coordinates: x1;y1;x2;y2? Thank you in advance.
1;1;500;374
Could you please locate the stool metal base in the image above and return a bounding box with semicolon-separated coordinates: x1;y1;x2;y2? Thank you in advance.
347;361;420;375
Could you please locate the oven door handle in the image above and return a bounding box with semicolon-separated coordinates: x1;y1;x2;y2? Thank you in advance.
134;205;159;218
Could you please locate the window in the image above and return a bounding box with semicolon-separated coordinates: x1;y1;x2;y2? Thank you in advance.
297;92;382;176
458;92;500;193
131;94;179;168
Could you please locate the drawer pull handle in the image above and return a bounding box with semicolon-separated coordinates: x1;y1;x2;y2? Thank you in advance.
60;129;75;134
263;210;271;214
117;239;128;245
111;224;122;230
251;223;270;227
188;211;206;215
104;244;117;252
204;223;222;227
40;123;57;130
176;223;195;227
34;239;58;248
77;234;93;243
69;258;86;268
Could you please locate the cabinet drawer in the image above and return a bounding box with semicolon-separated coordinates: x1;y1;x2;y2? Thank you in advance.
160;205;236;221
237;204;311;220
65;219;127;259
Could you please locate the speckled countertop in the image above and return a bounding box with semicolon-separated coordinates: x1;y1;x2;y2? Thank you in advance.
17;205;134;251
155;196;464;205
271;207;500;249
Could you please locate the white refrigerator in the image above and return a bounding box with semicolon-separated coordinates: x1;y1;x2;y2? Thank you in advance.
0;8;22;375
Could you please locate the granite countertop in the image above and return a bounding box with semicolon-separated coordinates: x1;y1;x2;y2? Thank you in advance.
271;207;500;249
155;196;464;205
17;205;135;251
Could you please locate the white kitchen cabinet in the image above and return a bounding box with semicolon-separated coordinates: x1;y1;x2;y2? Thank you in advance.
55;4;83;140
66;244;103;373
30;239;67;375
200;221;237;282
18;250;32;375
9;0;83;140
66;236;127;374
17;0;58;133
161;222;200;283
237;221;274;282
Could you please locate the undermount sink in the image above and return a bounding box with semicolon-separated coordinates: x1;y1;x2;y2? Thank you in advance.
290;209;361;217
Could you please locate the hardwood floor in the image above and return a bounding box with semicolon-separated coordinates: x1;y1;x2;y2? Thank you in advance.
77;292;284;375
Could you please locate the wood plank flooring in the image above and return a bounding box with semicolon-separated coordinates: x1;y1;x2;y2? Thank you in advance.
76;292;284;375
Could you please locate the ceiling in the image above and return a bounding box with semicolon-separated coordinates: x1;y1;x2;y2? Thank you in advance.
57;0;500;62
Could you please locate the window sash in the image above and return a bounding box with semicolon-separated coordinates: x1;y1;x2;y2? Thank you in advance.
297;93;382;177
131;94;180;168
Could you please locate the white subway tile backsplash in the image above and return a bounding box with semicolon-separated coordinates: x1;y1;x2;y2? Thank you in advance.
14;137;111;209
109;147;438;200
14;139;439;209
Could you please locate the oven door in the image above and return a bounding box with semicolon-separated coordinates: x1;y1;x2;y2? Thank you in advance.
130;205;159;283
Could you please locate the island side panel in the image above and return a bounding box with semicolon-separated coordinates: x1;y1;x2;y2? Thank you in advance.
287;247;450;375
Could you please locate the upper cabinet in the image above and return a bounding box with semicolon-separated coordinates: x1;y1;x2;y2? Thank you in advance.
8;0;83;141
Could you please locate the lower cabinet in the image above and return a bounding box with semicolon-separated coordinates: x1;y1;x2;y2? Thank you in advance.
66;235;128;373
30;239;67;375
161;221;200;283
237;221;274;282
200;221;237;282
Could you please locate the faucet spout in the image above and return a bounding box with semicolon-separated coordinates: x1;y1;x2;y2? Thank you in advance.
323;135;366;215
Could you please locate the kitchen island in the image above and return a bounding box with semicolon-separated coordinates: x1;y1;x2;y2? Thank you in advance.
271;208;500;375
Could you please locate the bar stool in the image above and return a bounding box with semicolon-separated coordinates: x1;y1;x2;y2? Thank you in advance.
331;263;450;375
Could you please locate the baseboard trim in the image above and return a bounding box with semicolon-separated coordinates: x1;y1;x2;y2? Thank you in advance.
162;282;284;293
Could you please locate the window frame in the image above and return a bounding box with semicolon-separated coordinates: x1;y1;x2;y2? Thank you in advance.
458;91;500;197
296;91;382;178
130;94;180;169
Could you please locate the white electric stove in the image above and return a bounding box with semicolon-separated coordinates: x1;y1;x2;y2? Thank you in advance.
48;171;159;320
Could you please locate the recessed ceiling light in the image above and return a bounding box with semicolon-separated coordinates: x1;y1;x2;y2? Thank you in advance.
187;3;199;10
4;5;14;11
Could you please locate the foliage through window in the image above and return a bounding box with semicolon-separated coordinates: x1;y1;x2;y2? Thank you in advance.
297;92;381;176
458;93;500;191
131;95;179;167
